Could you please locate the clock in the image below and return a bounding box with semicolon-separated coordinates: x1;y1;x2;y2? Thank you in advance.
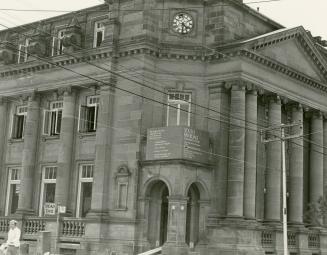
172;13;194;35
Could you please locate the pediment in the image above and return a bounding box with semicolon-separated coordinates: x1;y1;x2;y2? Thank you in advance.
257;38;323;81
233;27;327;83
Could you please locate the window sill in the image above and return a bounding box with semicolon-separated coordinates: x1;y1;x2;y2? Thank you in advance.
78;132;96;139
8;138;24;144
41;135;60;142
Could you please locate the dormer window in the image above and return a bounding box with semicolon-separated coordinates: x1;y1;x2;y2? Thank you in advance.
18;38;30;63
51;30;65;56
94;21;105;48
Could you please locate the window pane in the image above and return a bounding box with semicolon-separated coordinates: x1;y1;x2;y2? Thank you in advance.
96;31;103;47
180;104;190;126
81;182;92;217
10;184;19;214
87;106;96;132
168;104;178;126
44;183;56;203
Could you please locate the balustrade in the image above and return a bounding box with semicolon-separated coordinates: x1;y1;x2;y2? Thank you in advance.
61;219;85;237
23;218;45;235
308;233;320;249
261;231;274;247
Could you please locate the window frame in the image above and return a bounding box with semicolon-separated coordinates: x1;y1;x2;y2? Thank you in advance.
93;21;105;48
43;101;63;136
78;95;99;133
76;164;94;218
5;167;21;216
51;30;65;56
166;91;192;127
11;105;28;139
17;38;30;64
39;166;57;216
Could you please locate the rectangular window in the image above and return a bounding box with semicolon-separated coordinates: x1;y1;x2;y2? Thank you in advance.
18;39;30;63
51;30;65;56
78;96;99;133
43;101;63;136
39;166;57;216
76;164;94;218
11;105;27;139
167;92;191;126
93;21;105;48
5;168;21;216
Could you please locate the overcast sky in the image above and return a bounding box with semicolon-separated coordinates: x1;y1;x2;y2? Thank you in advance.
0;0;326;40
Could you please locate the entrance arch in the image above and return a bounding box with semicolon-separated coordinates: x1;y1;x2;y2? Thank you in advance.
186;183;200;246
146;180;169;247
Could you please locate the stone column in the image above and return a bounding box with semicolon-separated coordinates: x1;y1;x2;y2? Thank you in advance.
244;89;257;219
264;96;282;222
227;83;246;217
88;86;114;218
208;86;229;216
310;111;323;222
55;88;76;211
288;104;304;224
17;93;40;215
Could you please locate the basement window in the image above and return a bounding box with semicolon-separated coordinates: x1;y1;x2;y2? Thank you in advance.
78;95;99;133
43;101;63;136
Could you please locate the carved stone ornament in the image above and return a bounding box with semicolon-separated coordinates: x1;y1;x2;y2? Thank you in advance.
115;164;131;179
27;22;47;57
0;32;15;64
62;16;82;52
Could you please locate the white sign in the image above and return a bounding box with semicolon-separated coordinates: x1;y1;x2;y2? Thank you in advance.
44;203;56;215
58;205;66;214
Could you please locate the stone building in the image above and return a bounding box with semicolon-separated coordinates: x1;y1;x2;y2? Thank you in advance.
0;0;327;254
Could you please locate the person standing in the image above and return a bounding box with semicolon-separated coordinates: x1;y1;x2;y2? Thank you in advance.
6;220;20;255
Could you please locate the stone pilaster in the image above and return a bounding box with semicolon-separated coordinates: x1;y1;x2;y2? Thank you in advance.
0;98;7;215
55;88;76;211
16;93;40;215
244;89;257;219
88;86;114;218
227;83;246;217
288;103;304;224
310;111;324;224
265;95;282;222
162;196;189;255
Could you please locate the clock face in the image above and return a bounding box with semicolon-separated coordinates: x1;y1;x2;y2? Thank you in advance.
172;13;194;34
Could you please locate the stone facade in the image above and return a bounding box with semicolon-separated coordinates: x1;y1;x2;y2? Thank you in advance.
0;0;327;254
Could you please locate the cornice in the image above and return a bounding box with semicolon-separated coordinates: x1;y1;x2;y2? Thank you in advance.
238;49;327;93
249;28;327;81
1;43;327;96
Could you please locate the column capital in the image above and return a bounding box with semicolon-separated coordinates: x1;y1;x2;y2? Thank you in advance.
58;86;74;97
0;97;6;105
285;103;303;113
225;80;246;91
312;110;323;120
267;94;281;105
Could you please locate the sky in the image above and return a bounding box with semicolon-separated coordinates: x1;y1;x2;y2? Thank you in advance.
0;0;326;40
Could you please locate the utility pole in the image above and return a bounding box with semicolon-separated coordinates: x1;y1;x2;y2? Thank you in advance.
261;122;303;255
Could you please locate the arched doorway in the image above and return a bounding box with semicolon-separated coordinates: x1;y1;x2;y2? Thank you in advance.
186;183;200;246
146;180;169;247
